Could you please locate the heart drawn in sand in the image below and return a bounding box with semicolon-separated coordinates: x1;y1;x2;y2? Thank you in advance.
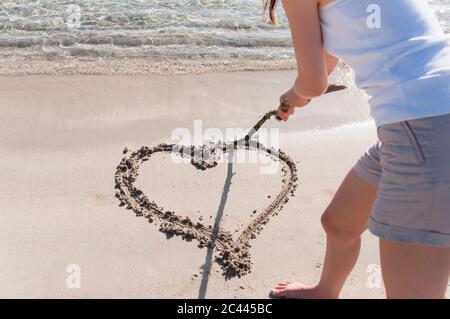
114;85;344;278
114;111;297;278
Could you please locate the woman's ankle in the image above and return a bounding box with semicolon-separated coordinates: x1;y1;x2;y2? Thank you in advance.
314;282;341;298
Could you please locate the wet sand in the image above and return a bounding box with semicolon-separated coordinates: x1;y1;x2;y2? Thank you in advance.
1;71;444;298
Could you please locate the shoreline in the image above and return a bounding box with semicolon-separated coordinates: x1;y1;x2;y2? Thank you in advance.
0;57;353;77
0;58;298;76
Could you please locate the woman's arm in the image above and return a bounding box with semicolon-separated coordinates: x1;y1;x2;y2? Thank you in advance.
277;49;340;121
282;0;330;98
276;0;340;121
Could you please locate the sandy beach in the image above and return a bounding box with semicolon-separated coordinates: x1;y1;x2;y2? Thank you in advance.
0;70;446;298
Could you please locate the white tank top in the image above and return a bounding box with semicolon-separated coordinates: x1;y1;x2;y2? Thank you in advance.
320;0;450;127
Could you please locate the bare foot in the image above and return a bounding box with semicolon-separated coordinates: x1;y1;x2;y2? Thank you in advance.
269;281;336;299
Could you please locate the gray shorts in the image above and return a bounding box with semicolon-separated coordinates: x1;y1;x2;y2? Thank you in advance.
354;113;450;247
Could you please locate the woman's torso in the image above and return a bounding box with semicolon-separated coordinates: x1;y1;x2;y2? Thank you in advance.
319;0;450;127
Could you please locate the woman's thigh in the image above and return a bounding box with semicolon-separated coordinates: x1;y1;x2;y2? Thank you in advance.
380;239;450;298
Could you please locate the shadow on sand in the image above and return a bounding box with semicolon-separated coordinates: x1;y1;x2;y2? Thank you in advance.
198;151;235;299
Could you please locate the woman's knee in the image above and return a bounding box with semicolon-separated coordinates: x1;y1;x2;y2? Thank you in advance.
321;207;363;242
319;169;376;242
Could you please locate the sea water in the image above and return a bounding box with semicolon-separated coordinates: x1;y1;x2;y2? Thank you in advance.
0;0;447;75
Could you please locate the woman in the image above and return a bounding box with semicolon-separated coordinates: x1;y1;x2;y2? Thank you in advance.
267;0;450;299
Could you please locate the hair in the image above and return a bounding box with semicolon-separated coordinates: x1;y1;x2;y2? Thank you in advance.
263;0;279;25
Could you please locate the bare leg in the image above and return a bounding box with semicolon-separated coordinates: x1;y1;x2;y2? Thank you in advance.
380;239;450;299
271;169;378;298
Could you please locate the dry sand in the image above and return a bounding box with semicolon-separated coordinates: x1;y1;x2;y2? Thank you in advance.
0;71;447;298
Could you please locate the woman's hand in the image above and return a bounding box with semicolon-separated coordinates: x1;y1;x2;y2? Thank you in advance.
276;87;311;121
